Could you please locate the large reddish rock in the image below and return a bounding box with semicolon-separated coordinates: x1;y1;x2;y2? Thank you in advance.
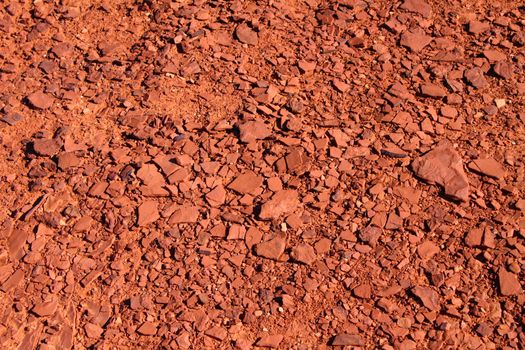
85;323;104;338
168;206;200;224
136;322;157;336
412;286;440;311
400;0;432;18
259;190;299;220
411;141;469;202
468;158;505;179
255;234;286;260
255;334;283;348
205;185;226;207
353;284;372;299
417;241;440;260
421;83;446;98
400;28;432;52
290;243;316;265
498;268;522;296
33;139;60;156
468;20;490;34
0;269;24;292
331;334;364;346
137;164;165;187
205;326;228;341
238;120;271;143
137;201;159;226
228;171;263;194
7;229;29;260
235;23;258;45
32;297;58;317
27;91;53;109
464;67;488;89
493;61;513;79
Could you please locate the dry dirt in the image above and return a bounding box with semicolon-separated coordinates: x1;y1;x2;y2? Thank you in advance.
0;0;524;349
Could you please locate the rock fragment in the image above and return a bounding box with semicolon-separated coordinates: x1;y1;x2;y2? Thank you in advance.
57;152;81;169
238;120;271;143
417;241;440;260
290;243;316;265
492;61;513;79
27;92;53;109
464;68;488;89
136;322;157;336
255;334;283;348
400;0;431;18
412;286;440;311
228;171;263;194
85;323;104;338
498;268;522;296
33;139;60;156
259;190;299;220
169;206;200;224
468;20;490;34
400;29;432;52
331;334;364;346
205;326;228;341
483;49;506;62
411;141;469;202
235;23;258;45
205;185;226;207
421;83;446;98
7;229;28;260
0;113;23;126
255;234;286;260
137;164;165;187
32;297;58;317
353;284;372;299
137;201;159;226
0;269;24;292
468;158;505;179
465;228;483;247
333;79;350;93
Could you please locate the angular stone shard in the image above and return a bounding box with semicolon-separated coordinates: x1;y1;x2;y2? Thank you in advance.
411;141;469;202
27;92;53;109
235;23;258;45
400;0;432;18
400;29;432;52
468;158;505;179
168;206;200;224
228;171;263;194
238;120;271;143
137;201;159;226
331;334;364;346
259;190;299;220
255;234;286;260
290;243;316;265
498;268;522;296
412;286;440;310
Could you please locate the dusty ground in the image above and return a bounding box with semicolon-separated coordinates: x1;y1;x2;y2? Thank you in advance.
0;0;524;349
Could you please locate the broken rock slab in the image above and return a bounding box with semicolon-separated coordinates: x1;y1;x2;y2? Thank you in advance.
412;286;440;311
468;158;505;179
331;334;364;347
400;0;432;18
290;243;316;265
411;141;469;202
235;23;258;45
498;268;522;296
238;120;271;143
259;189;300;220
400;28;432;52
255;234;286;260
27;91;54;110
